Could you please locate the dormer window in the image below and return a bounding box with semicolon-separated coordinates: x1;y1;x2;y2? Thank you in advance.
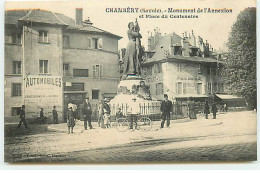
174;45;182;55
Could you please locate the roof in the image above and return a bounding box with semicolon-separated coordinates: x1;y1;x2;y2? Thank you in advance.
5;9;122;39
5;9;72;26
142;32;223;65
66;25;122;39
215;94;244;100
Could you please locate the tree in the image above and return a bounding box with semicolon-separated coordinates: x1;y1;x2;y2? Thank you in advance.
225;7;256;109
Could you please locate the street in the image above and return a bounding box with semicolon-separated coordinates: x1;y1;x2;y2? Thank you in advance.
4;111;257;163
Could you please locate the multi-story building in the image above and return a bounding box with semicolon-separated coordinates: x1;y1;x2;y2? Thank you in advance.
4;8;121;121
141;29;225;102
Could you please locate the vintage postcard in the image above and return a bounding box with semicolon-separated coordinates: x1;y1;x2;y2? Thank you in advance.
2;0;257;165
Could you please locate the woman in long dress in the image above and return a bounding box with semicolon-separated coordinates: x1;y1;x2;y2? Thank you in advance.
123;22;142;76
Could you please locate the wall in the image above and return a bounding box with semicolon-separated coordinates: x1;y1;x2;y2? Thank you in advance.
142;61;225;101
4;24;64;118
62;31;120;104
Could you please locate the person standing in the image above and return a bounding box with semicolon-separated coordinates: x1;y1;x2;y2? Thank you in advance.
52;106;58;124
204;101;210;119
17;105;28;129
103;107;111;129
129;98;140;130
67;107;75;134
212;101;218;119
82;97;93;130
38;108;46;124
160;94;173;128
98;100;104;127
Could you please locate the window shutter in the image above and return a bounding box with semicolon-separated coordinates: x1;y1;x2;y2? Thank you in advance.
88;38;92;48
175;83;178;94
183;83;186;95
93;65;96;77
98;38;103;49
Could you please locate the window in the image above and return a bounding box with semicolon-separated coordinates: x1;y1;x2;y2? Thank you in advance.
198;64;201;74
39;31;48;43
177;63;182;72
12;83;21;97
12;107;21;116
5;33;22;44
176;82;183;94
219;83;224;93
156;83;163;95
197;83;202;94
12;61;21;74
92;38;102;49
148;38;151;46
39;60;48;74
92;90;99;99
93;65;103;78
63;64;70;76
214;83;218;93
64;83;84;91
63;36;69;48
207;82;212;94
73;69;88;77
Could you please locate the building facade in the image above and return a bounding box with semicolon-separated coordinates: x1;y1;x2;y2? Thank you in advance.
142;29;225;102
4;9;121;121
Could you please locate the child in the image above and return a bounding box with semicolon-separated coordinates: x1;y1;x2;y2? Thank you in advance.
115;107;123;121
103;107;111;129
67;107;75;134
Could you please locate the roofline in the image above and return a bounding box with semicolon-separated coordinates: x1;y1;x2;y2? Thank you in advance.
65;27;122;39
142;55;224;65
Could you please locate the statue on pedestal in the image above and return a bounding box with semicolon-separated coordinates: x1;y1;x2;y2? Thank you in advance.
123;19;144;77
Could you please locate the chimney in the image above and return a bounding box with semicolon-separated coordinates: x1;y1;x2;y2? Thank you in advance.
75;8;83;26
182;32;190;57
169;36;174;55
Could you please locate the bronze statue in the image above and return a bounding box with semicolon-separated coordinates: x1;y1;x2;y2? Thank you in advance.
123;19;143;76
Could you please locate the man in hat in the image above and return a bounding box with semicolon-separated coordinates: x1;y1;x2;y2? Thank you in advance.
129;97;140;130
52;106;58;124
82;97;93;130
17;105;28;129
212;101;218;119
160;94;172;128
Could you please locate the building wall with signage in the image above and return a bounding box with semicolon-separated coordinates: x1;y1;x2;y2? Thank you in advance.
24;76;63;119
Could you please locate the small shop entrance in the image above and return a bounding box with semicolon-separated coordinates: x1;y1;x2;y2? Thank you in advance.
63;92;86;122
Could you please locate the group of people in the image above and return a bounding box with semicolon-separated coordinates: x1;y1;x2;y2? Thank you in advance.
17;105;59;129
17;94;221;133
66;97;112;134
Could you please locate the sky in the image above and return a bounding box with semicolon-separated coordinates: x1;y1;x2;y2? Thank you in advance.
4;0;256;51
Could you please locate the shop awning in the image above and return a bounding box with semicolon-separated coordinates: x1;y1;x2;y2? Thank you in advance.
215;94;243;100
102;93;117;98
175;94;209;98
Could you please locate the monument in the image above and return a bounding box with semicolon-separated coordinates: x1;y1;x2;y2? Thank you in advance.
110;19;160;116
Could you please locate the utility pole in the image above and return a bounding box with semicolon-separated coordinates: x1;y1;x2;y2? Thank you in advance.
22;25;25;105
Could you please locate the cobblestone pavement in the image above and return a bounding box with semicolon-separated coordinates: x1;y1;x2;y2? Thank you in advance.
4;111;257;163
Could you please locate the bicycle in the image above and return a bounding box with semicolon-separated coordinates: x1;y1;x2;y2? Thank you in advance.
116;115;153;132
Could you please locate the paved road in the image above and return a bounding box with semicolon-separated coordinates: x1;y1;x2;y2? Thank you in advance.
4;111;257;163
